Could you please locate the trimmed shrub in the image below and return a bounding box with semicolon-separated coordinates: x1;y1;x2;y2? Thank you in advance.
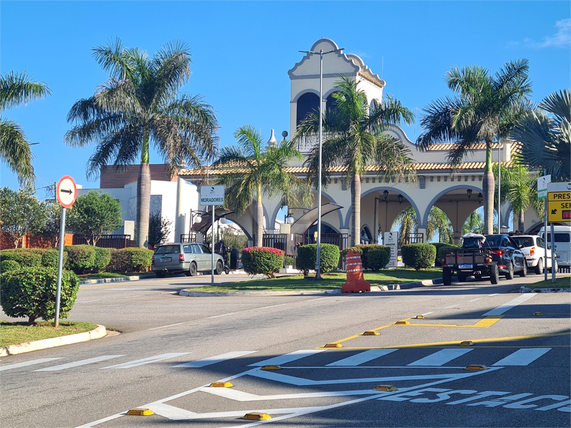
65;245;96;274
358;244;385;270
285;256;295;267
93;247;112;273
109;248;153;273
242;247;284;278
41;249;67;268
433;243;461;267
367;247;391;271
0;266;80;324
1;259;21;272
296;244;340;275
0;249;43;267
401;243;436;270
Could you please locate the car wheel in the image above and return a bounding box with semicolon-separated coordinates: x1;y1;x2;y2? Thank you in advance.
490;264;499;284
189;262;197;277
443;268;452;285
215;260;223;275
505;262;514;280
519;262;527;277
535;258;543;275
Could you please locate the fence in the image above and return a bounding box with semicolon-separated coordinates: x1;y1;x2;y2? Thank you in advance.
72;234;137;249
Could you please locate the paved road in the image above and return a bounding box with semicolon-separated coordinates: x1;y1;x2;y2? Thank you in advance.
1;273;569;427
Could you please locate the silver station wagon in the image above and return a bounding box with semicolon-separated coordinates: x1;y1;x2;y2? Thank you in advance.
152;242;224;278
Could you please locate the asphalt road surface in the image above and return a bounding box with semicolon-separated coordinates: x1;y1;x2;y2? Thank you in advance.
1;272;569;428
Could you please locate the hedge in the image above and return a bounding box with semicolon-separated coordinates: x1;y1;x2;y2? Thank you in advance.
0;249;43;268
401;243;436;270
433;243;461;267
41;249;68;268
1;259;21;272
242;246;284;278
341;244;390;271
93;247;111;273
296;244;340;275
366;247;391;271
108;247;153;273
0;267;80;324
65;245;96;274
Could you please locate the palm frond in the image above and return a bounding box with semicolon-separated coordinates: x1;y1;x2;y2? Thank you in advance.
0;71;52;111
0;118;34;187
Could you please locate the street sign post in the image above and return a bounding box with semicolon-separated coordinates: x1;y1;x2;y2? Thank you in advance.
547;182;571;222
55;176;77;327
537;175;551;200
200;186;225;285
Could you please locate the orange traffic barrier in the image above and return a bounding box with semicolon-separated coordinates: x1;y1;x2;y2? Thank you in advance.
342;252;370;293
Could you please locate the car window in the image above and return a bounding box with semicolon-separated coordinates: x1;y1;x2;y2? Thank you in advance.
484;236;500;246
155;245;179;254
513;237;533;247
191;244;201;254
538;237;545;247
183;245;191;254
545;233;571;243
200;244;211;254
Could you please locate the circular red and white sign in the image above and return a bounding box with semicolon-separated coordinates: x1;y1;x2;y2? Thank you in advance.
56;176;77;208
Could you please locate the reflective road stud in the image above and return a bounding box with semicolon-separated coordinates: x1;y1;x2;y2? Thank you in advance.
243;413;271;420
460;341;474;346
465;364;487;371
324;343;342;348
126;408;154;416
261;365;282;370
374;385;398;391
209;382;233;388
362;331;380;336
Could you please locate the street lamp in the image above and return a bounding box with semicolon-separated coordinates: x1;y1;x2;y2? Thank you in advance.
299;46;344;280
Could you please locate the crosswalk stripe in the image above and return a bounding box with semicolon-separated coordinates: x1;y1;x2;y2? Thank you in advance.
35;355;124;371
482;294;536;316
174;351;256;368
0;358;62;371
492;348;551;366
103;353;190;369
249;350;325;367
407;348;473;366
326;349;398;366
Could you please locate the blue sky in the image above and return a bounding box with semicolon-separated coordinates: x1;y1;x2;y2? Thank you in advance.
2;1;570;199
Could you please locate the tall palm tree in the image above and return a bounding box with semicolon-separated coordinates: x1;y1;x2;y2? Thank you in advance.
418;60;532;235
462;210;484;235
296;77;415;246
213;125;310;247
0;71;51;188
512;89;570;181
394;206;453;246
65;38;218;248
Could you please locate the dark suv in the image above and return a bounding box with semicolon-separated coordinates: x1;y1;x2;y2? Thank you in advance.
483;234;527;279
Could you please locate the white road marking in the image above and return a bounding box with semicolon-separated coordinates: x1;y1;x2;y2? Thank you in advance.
0;358;62;371
445;304;459;309
483;294;536;316
492;348;551;366
208;312;235;318
408;349;474;366
148;323;183;330
326;349;397;366
422;311;434;316
249;350;324;367
174;351;255;368
468;298;481;302
488;293;499;297
103;353;189;369
256;304;287;310
35;355;124;371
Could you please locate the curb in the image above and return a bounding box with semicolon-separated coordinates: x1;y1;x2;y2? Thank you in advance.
0;325;108;357
519;286;570;293
80;271;248;285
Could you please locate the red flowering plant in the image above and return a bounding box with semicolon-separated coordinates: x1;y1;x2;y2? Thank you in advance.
242;246;284;278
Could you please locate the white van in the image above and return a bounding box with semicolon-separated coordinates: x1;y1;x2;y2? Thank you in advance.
539;225;571;268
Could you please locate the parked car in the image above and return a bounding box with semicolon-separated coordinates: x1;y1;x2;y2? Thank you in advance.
482;234;527;279
152;242;225;278
511;234;557;274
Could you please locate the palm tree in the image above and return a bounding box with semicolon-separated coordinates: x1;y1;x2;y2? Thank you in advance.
418;60;532;235
296;77;415;246
213;125;310;247
65;38;218;248
512;89;570;181
462;210;484;235
394;206;453;246
0;71;51;188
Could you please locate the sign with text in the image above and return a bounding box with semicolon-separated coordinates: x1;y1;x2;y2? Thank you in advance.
547;182;571;222
537;175;551;199
384;231;399;268
200;185;225;206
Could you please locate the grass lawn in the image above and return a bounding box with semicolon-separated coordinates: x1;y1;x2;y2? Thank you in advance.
525;276;570;289
190;268;443;293
0;321;99;347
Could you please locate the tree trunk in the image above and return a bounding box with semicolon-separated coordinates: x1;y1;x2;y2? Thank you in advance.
350;174;361;247
137;163;151;249
483;145;495;235
255;182;263;247
518;211;525;232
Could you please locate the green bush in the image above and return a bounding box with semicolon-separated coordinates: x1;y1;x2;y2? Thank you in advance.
93;247;111;273
296;244;340;275
0;249;43;267
367;247;391;271
65;245;96;274
357;244;385;270
41;249;67;268
108;248;153;273
285;256;295;266
401;243;436;270
1;259;21;272
0;267;80;324
433;243;461;266
242;247;284;278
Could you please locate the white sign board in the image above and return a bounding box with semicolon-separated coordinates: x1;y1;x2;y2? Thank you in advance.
537;175;551;199
200;185;225;206
384;231;399;268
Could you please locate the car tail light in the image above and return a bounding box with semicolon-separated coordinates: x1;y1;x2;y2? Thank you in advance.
530;247;535;256
493;250;503;257
179;254;184;263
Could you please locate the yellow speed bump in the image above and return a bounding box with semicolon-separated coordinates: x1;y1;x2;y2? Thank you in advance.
395;320;410;325
415;315;425;319
465;364;487;371
209;382;233;388
374;385;398;391
362;331;380;336
243;412;271;421
261;365;282;370
324;343;342;348
460;341;474;346
126;408;154;416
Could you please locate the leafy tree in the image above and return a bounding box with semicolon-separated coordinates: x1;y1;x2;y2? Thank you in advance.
512;89;570;181
296;77;415;246
65;38;218;248
39;200;63;246
67;191;123;246
418;60;532;235
393;206;452;246
462;210;485;235
0;186;47;248
148;212;172;248
214;126;311;247
0;71;51;188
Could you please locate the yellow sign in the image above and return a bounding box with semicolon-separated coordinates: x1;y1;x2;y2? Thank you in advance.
547;191;571;201
548;200;571;222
